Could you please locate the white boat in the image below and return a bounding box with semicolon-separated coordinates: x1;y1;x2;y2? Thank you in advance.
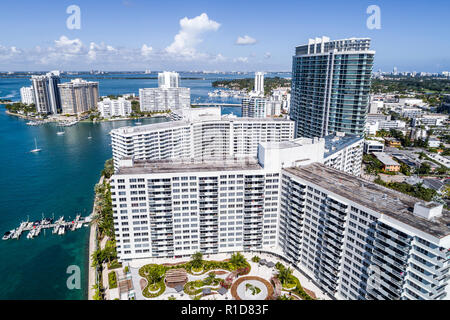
27;229;35;239
35;227;41;237
58;225;65;235
88;131;92;139
30;138;42;153
52;225;59;234
76;222;83;229
2;230;14;240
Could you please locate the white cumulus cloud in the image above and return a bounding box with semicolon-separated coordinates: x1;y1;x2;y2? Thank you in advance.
233;57;248;63
236;35;257;45
166;13;220;59
141;44;153;57
54;36;83;54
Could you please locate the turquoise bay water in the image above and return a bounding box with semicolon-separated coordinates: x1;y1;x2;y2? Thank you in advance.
0;111;169;299
0;72;248;299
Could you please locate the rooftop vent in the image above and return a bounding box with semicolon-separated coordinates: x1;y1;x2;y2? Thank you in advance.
413;202;443;220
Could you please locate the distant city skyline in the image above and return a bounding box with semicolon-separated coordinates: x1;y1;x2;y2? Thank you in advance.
0;0;449;72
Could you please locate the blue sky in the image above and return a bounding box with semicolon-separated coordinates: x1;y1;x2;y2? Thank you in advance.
0;0;449;72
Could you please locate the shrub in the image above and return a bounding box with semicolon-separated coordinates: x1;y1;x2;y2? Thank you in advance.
108;271;117;289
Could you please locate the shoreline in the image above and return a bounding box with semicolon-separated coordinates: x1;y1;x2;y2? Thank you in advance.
4;109;169;124
87;175;104;300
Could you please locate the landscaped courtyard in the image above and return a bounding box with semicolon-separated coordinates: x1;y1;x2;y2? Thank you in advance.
127;251;329;300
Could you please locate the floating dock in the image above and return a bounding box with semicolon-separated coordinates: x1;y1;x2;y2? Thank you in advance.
3;214;91;241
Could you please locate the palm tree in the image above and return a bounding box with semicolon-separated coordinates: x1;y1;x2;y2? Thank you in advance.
278;266;293;286
230;252;247;268
191;252;203;269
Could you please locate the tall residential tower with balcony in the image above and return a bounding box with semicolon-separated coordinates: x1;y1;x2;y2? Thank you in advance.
290;36;375;138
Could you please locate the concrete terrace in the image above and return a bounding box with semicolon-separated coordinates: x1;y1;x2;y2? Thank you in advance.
284;163;450;239
115;157;263;175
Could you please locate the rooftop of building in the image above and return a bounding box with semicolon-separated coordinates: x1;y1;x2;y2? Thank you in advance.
323;133;362;158
110;116;293;135
115;157;263;175
283;163;450;239
259;137;323;150
372;152;400;166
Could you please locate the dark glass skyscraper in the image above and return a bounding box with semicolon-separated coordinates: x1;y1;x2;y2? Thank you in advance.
290;37;375;138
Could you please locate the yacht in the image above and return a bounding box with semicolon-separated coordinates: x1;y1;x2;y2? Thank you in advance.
30;138;42;153
58;225;65;235
2;230;14;240
88;131;92;139
56;126;65;135
26;229;35;239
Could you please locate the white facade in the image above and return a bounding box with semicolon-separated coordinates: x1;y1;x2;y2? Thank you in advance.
365;121;379;135
412;115;448;127
265;99;282;117
31;71;62;114
20;86;34;105
254;72;265;95
110;117;295;169
399;98;426;107
363;140;385;154
110;153;450;300
158;71;179;89
242;97;266;118
401;107;423;119
323;133;363;177
111;157;280;260
369;100;384;114
139;87;190;112
279;164;450;300
98;97;132;118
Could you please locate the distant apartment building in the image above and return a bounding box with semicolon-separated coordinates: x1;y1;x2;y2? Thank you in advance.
31;71;62;114
98;97;132;118
242;97;282;118
139;71;190;112
242;97;266;118
412;115;448;127
254;72;265;95
58;78;99;115
363;140;384;154
20;86;34;105
158;71;179;89
290;36;375;138
401;107;423;119
369;100;384;114
139;87;190;112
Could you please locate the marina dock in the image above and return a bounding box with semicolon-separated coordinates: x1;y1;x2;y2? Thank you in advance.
3;214;92;241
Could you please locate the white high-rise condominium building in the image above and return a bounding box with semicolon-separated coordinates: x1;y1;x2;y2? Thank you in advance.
31;71;62;114
110;116;295;169
98;97;132;118
139;87;190;112
280;163;450;300
290;37;375;138
58;78;99;115
254;72;265;95
158;71;179;88
110;144;450;300
20;86;35;105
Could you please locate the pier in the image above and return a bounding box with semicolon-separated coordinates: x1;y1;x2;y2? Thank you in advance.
3;214;92;241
